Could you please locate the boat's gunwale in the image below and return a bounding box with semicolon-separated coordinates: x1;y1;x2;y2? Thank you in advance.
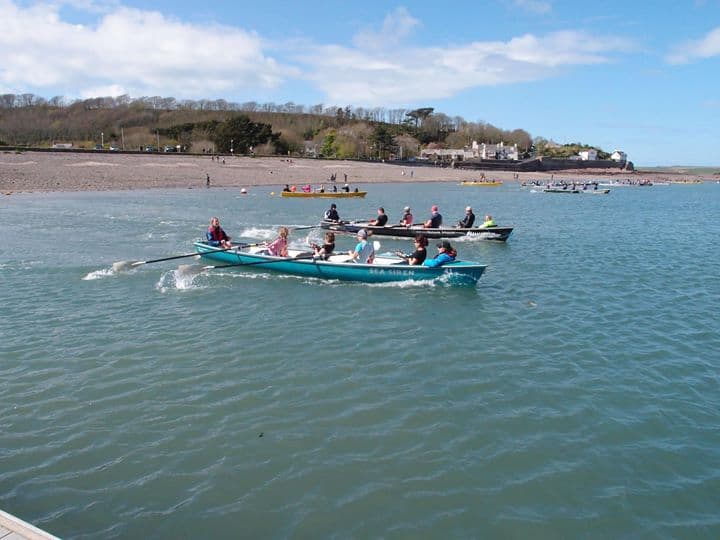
320;220;512;240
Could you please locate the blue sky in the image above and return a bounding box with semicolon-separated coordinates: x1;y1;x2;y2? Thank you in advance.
1;0;719;166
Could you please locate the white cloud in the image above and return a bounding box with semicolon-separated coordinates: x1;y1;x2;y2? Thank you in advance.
353;6;421;49
297;30;635;106
0;2;636;109
666;26;720;64
0;0;292;98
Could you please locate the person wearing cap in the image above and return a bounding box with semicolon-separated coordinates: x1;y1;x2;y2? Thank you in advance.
423;240;457;267
324;203;341;223
457;206;476;228
399;206;413;227
368;207;388;227
479;214;496;228
349;229;374;263
424;205;443;228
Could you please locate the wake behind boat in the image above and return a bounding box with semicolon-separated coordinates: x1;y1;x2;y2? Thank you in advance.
193;242;486;285
320;221;513;241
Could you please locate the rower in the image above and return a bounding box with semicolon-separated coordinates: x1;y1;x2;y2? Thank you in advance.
399;206;413;227
456;206;475;228
479;214;496;228
368;207;388;226
424;205;442;228
324;203;341;223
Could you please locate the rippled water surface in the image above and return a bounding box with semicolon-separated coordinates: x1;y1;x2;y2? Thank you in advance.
2;182;719;539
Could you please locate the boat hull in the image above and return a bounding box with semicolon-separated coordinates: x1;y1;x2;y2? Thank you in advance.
460;181;503;186
194;243;486;285
320;221;513;241
280;191;367;198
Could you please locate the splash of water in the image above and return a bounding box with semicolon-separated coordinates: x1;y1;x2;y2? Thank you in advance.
82;268;117;280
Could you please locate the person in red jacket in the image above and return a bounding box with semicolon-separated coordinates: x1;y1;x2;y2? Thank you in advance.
206;217;232;248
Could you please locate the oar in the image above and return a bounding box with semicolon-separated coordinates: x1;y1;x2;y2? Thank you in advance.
204;254;317;270
291;224;320;231
178;254;317;275
112;244;259;272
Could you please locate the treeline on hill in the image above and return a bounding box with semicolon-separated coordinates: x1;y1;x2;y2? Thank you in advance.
0;93;606;159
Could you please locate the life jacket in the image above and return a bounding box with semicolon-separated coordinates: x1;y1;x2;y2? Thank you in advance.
208;226;227;241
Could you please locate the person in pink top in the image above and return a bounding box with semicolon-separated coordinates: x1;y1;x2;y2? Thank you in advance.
266;226;289;256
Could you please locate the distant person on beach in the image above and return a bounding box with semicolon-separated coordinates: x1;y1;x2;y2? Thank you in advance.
206;217;231;248
399;206;413;227
312;232;335;260
324;203;341;222
479;214;496;228
266;226;289;257
457;206;475;228
368;207;388;226
424;205;443;228
206;173;210;188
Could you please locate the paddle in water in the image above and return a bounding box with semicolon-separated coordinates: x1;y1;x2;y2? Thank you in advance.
112;244;260;272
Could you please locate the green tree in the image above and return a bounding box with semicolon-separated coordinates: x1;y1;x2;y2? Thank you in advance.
211;114;275;153
369;124;397;159
320;129;338;157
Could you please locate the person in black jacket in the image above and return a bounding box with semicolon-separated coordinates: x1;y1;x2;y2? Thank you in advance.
324;203;341;222
368;207;389;226
457;206;475;228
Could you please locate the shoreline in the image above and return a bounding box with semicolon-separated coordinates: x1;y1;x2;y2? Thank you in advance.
0;151;711;194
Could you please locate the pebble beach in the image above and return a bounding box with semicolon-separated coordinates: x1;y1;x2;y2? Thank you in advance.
0;151;708;193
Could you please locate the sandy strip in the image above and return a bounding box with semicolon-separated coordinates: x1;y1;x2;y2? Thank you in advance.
0;151;709;193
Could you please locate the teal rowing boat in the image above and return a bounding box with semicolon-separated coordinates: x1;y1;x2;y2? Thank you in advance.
193;243;487;285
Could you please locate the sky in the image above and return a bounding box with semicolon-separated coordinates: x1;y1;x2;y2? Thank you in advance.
1;0;719;166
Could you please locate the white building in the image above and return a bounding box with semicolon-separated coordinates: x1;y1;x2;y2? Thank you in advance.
579;149;598;161
420;140;519;161
611;150;628;162
473;141;519;160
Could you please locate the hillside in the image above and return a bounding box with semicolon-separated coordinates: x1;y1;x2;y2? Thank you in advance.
0;94;535;159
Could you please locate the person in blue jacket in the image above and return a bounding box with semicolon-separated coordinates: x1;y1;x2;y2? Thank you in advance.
423;240;457;267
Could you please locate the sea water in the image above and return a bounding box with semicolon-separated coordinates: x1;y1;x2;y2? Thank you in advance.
1;182;719;538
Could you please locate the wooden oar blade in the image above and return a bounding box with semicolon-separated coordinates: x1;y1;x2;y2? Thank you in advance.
112;260;139;272
177;263;208;276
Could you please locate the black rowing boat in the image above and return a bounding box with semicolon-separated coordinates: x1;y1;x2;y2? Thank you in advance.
320;221;513;241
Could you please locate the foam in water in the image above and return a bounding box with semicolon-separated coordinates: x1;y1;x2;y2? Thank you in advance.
156;267;204;292
82;268;119;280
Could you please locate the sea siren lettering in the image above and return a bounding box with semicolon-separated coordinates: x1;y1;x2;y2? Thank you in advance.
368;268;413;276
